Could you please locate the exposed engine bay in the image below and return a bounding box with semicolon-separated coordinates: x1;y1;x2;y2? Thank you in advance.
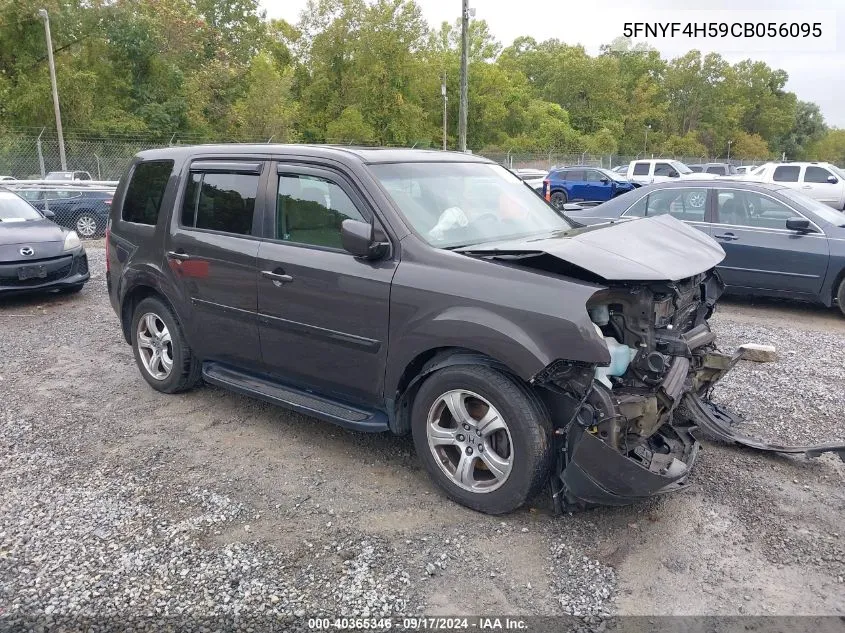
531;269;845;510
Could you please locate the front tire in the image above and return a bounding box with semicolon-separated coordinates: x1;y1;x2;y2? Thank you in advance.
411;365;553;515
130;296;201;393
836;277;845;318
550;190;567;210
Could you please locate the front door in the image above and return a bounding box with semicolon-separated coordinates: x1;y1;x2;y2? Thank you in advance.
164;159;267;368
583;169;614;202
801;165;841;207
712;188;829;295
256;164;396;407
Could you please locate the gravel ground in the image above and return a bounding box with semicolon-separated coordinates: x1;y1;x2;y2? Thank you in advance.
1;245;843;628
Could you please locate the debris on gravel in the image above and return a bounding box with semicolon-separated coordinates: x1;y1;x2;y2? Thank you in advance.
550;542;616;618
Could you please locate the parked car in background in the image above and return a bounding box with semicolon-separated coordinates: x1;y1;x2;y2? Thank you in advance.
734;166;756;175
12;184;113;238
610;165;628;175
45;171;92;181
563;180;845;316
688;163;739;176
107;144;745;514
542;166;638;209
739;162;845;210
625;159;699;184
0;188;90;296
512;168;547;193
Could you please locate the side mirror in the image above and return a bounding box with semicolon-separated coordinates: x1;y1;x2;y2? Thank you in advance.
669;172;680;178
600;177;609;184
42;209;55;219
785;217;813;233
827;175;838;184
341;219;389;260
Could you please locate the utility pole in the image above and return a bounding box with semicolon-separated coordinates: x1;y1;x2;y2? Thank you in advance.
39;9;66;171
458;0;469;152
727;139;733;161
442;73;448;150
644;125;651;156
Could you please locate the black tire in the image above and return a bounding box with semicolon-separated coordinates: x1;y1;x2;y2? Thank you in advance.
130;296;201;394
549;190;567;210
837;277;845;318
74;211;100;239
410;365;553;515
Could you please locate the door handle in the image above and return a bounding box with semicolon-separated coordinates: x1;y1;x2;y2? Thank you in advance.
166;250;191;261
714;233;738;242
261;270;294;285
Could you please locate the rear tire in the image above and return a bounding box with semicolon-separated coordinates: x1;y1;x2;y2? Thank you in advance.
74;212;99;239
550;190;567;210
836;277;845;318
130;296;201;393
410;365;553;515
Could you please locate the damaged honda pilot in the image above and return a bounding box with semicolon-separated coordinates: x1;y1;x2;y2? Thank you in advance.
107;146;845;516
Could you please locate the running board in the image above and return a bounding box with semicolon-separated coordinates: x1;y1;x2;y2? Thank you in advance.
202;362;389;433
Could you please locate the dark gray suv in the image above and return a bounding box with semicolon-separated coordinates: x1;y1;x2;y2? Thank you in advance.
106;145;749;515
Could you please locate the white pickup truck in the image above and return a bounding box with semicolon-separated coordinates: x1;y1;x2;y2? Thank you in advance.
740;162;845;210
625;159;717;185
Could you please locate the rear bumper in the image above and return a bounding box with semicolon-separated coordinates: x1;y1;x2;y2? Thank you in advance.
0;250;89;296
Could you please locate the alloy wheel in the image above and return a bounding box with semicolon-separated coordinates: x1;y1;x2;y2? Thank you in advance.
75;214;97;238
136;312;173;381
426;389;513;493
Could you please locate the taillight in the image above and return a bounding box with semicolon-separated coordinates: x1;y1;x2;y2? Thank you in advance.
105;226;110;273
543;179;550;202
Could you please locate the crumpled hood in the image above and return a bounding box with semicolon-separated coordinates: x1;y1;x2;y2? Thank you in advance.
456;214;725;282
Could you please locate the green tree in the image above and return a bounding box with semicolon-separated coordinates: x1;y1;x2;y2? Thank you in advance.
326;105;376;143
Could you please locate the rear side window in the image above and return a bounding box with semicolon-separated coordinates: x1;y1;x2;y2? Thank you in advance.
122;160;173;225
773;166;800;182
567;170;585;181
181;172;258;236
705;165;727;175
632;163;650;176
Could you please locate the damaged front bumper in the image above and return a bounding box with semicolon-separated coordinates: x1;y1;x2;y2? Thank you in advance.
542;273;845;512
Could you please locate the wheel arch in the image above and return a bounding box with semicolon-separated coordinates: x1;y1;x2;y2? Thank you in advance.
831;264;845;310
386;346;526;436
119;284;179;345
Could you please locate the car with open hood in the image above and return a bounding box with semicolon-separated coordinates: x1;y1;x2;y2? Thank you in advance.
106;146;844;516
0;189;90;297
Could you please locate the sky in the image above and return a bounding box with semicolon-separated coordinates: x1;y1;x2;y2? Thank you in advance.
260;0;845;128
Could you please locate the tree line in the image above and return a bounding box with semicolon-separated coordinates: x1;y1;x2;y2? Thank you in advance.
1;0;843;163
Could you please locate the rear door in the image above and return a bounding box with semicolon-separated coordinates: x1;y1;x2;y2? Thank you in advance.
771;165;801;192
565;169;587;200
801;165;841;207
712;187;829;295
629;161;651;184
256;163;396;407
165;159;266;369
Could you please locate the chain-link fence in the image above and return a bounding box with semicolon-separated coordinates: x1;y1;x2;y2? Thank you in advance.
0;130;773;183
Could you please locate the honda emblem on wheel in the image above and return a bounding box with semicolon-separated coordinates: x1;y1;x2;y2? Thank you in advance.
19;246;34;256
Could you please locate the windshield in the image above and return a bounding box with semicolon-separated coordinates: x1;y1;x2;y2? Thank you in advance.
603;168;627;182
0;191;43;222
779;188;845;226
829;165;845;180
370;162;570;248
672;161;693;175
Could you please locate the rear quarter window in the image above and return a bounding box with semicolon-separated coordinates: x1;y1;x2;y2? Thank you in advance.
122;160;174;225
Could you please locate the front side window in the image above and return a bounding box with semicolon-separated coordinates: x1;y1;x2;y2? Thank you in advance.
180;172;258;236
716;189;796;229
654;162;679;178
370;162;570;249
773;166;800;182
123;160;174;225
632;163;650;176
584;170;605;182
276;174;366;248
804;166;835;183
